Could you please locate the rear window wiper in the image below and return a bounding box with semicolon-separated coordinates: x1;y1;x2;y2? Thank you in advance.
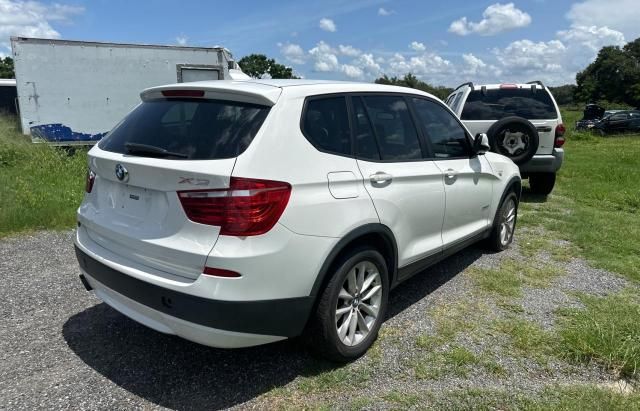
124;143;188;159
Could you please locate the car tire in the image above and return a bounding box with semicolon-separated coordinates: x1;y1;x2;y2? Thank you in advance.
487;191;518;252
486;116;539;165
306;247;389;362
529;172;556;196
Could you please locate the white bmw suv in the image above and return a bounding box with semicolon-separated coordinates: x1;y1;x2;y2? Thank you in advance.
75;80;521;361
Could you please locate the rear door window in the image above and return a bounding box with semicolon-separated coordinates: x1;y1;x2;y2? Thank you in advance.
361;95;423;161
461;89;557;120
302;97;351;156
99;99;270;159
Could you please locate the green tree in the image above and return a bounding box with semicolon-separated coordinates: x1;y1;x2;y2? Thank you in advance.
0;57;14;78
238;54;298;79
548;84;576;106
575;39;640;107
374;73;452;100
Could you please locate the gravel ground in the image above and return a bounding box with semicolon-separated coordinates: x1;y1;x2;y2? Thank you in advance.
0;229;629;410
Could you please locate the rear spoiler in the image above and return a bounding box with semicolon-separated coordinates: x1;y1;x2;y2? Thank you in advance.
140;83;281;106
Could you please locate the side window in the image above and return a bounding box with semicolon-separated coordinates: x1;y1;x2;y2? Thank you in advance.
361;95;422;161
451;92;464;114
412;98;470;159
302;96;351;156
611;113;628;121
352;97;381;160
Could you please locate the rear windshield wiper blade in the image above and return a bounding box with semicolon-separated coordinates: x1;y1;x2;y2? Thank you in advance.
124;143;188;159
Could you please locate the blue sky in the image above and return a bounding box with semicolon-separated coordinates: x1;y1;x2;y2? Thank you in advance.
1;0;638;86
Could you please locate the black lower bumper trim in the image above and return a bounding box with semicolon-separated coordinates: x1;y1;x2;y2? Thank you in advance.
75;246;313;337
79;274;93;291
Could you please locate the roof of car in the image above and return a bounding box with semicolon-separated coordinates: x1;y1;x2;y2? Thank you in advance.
142;79;436;106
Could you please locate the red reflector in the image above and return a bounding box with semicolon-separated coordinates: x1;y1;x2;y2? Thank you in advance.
85;169;95;193
203;267;241;278
178;177;292;236
500;83;518;89
161;89;205;98
554;136;566;148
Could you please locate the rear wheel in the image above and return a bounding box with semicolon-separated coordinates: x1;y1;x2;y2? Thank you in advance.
306;247;389;362
529;172;556;195
487;192;518;251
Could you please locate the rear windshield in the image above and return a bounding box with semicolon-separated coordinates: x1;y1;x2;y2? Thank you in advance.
461;89;557;120
99;99;270;160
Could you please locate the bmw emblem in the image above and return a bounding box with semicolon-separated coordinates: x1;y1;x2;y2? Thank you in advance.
115;164;129;182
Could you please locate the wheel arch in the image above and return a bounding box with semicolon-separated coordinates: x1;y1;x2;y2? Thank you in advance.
308;224;398;300
492;175;522;226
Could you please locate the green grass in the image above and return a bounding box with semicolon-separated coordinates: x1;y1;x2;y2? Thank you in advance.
520;109;640;281
471;258;564;298
0;115;87;237
495;318;557;363
558;291;640;378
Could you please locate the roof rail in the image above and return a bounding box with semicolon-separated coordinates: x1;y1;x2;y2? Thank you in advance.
453;82;474;92
527;80;544;87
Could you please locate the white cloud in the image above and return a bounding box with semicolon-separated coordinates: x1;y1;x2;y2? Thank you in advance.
279;42;306;64
491;24;626;84
0;0;83;51
309;41;339;72
387;51;453;84
567;0;640;40
461;53;489;76
341;64;363;79
378;7;394;16
449;3;531;36
409;41;426;52
176;35;188;46
319;18;337;33
338;44;361;57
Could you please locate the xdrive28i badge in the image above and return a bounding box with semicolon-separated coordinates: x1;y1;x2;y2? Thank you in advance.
115;164;129;182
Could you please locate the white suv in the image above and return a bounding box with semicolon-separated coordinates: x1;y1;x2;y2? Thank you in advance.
75;80;521;361
446;81;565;195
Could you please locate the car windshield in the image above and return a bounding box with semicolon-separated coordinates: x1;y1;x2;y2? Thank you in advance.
461;88;557;120
99;98;270;160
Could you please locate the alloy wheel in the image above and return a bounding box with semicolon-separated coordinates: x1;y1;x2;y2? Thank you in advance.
500;199;517;246
334;261;382;346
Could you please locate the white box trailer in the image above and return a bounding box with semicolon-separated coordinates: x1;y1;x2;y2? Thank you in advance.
11;37;248;145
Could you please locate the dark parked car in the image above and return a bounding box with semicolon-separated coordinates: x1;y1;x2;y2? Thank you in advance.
594;110;640;135
575;104;604;130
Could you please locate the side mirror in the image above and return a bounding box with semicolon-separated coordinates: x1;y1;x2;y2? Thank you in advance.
473;133;491;155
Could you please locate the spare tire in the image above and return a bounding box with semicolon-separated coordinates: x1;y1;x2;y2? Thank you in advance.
486;116;539;165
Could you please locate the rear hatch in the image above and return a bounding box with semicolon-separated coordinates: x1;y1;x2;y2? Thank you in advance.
79;86;276;279
460;85;560;155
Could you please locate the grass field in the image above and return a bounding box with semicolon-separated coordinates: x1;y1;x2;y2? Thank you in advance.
0;115;86;236
1;110;639;409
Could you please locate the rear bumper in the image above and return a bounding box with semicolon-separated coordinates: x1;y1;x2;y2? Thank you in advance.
75;245;314;347
519;148;564;175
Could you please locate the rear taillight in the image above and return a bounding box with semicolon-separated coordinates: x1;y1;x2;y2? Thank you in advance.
178;177;292;236
555;123;566;148
85;169;95;193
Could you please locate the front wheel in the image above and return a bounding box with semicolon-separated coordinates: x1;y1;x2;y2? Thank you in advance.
487;192;518;251
306;247;389;362
529;172;556;195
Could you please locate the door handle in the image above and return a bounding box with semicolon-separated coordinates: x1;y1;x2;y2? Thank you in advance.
370;172;393;184
444;169;458;179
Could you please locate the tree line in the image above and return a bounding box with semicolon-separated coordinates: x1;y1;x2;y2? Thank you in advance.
3;41;638;108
